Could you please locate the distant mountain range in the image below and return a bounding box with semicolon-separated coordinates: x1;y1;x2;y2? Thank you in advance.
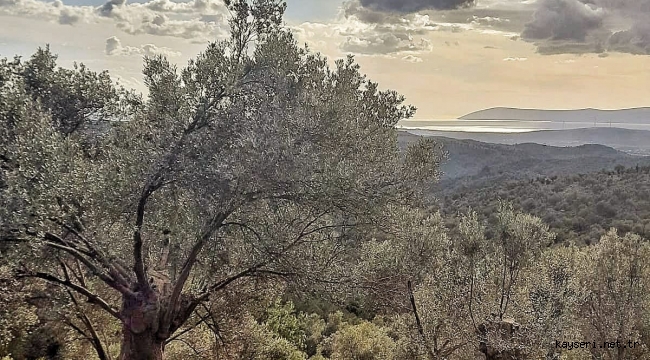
397;131;650;193
403;127;650;156
460;107;650;124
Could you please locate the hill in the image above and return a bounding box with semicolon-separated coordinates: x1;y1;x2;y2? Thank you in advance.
439;167;650;245
397;131;650;193
403;127;650;156
459;107;650;124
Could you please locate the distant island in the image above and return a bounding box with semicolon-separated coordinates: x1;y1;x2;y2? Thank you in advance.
460;107;650;124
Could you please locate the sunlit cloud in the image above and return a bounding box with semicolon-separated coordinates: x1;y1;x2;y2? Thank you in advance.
105;36;182;57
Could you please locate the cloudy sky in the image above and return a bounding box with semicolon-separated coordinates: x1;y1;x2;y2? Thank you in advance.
1;0;650;118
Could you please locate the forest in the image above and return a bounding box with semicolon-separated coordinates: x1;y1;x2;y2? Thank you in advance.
440;165;650;245
1;1;649;360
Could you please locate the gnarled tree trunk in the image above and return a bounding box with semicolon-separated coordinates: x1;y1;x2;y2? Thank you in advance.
119;327;165;360
117;269;198;360
119;279;167;360
477;319;525;360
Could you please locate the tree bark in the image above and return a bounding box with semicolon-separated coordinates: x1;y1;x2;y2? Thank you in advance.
119;326;165;360
119;288;167;360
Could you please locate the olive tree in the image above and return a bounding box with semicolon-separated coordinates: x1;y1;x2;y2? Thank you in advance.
577;229;650;359
474;203;554;359
409;204;554;360
0;0;440;358
522;245;584;359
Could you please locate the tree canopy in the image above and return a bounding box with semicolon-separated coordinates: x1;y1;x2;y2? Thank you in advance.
0;0;441;358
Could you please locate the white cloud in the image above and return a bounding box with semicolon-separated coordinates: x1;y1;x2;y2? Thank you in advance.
140;43;181;57
290;22;338;39
59;7;84;25
143;0;224;14
0;0;228;41
341;32;433;54
503;57;527;61
97;1;228;41
469;15;509;26
479;29;519;36
105;36;182;57
116;15;224;40
112;73;145;91
0;0;94;25
402;54;423;62
431;22;473;32
323;13;438;55
292;7;517;56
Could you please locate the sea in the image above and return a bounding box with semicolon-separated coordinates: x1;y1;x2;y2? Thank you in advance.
397;119;650;133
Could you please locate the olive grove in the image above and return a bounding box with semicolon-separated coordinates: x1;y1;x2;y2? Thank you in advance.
3;1;650;360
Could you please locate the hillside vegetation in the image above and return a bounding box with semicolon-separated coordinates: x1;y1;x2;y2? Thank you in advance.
441;166;650;245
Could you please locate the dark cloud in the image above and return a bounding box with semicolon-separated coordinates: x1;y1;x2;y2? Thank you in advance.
343;2;531;35
151;13;166;25
522;0;604;41
338;0;440;55
343;1;399;23
536;41;604;54
358;0;476;12
608;23;650;54
200;14;221;22
105;36;123;55
59;12;80;24
59;8;82;24
98;0;125;17
523;0;650;55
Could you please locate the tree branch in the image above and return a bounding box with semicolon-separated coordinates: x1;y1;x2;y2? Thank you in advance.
165;316;207;345
64;286;111;360
191;209;341;305
192;263;266;305
185;88;226;135
131;86;227;291
161;211;230;333
43;233;134;296
408;280;437;360
17;270;121;320
133;177;164;290
50;217;132;286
